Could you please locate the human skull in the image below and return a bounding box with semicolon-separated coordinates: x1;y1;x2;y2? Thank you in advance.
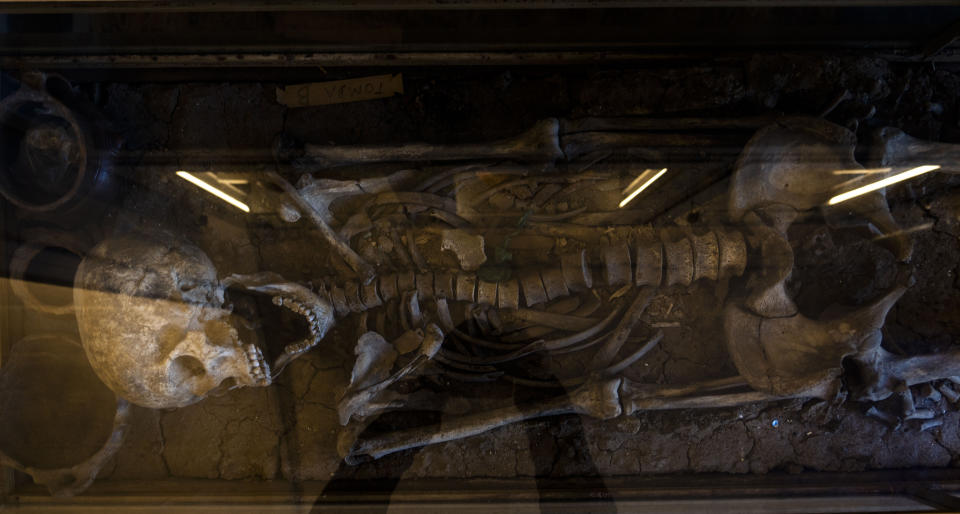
74;234;270;409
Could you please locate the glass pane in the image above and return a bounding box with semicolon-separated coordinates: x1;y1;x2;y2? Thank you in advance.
1;4;960;510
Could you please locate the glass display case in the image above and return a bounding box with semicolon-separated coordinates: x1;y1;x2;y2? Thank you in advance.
2;2;960;511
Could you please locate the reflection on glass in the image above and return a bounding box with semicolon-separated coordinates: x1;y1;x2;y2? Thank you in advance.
828;165;940;205
176;171;251;212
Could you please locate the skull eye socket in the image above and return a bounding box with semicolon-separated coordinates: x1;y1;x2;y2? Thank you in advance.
168;355;206;382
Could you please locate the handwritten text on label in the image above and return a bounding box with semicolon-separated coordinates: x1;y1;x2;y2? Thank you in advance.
276;74;403;107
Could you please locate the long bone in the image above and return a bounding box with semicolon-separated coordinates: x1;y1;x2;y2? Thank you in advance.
340;376;788;463
873;126;960;174
266;171;376;284
301;118;564;169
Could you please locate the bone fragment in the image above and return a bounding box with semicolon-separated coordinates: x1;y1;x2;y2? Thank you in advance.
455;273;477;302
622;387;787;416
361;280;382;310
890;351;960;390
344;281;364;313
266;172;375;283
662;235;693;287
393;329;425;355
296;170;416;224
477;279;498;306
919;384;942;404
691;231;719;282
717;228;747;279
397;271;416;293
905;409;936;420
634;228;663;287
899;389;916;417
866;406;899;427
939;383;960;403
343;378;621;462
416;272;435;300
434;272;454;299
727;284;904;400
441;229;487;271
540;267;570;301
339;324;444;425
560;249;592;292
519;269;548;306
305;118;562;168
498;279;520;311
589;287;656;370
921;419;944;431
329;285;349;316
874;126;960;174
728;117;860;222
500;309;598;332
278;202;301;222
348;332;398;392
602;330;664;376
403;291;423;328
602;242;632;287
432;298;456;333
742;211;797;318
378;274;398;302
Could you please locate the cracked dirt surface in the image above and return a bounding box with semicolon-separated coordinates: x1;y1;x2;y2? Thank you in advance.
84;55;960;484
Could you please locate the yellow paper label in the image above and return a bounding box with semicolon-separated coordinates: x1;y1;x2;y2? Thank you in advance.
276;74;403;107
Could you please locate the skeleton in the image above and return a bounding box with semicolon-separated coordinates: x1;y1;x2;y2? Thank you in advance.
72;115;960;469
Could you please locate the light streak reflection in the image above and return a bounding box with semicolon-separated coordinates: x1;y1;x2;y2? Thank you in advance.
176;171;251;213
